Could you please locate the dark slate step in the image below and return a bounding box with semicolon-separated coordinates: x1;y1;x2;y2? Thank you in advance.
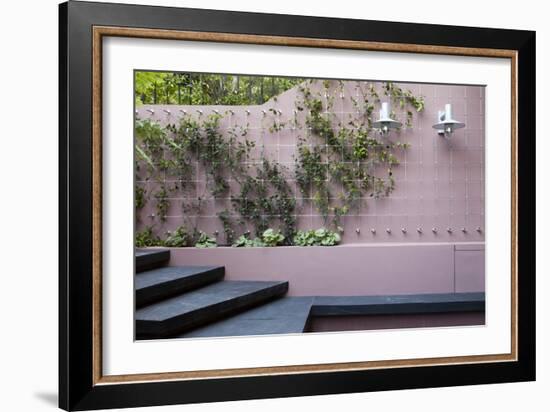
135;266;225;307
310;292;485;317
136;280;289;338
135;248;170;273
178;297;314;339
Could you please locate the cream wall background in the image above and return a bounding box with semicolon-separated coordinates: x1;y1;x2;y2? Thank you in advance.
0;1;546;412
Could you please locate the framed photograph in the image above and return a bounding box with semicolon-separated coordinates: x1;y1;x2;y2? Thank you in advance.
59;1;535;410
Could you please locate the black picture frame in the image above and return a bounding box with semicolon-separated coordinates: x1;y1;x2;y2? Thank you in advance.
59;1;536;410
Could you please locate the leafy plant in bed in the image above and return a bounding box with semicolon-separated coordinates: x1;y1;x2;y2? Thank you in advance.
195;231;218;248
232;228;285;248
293;228;341;246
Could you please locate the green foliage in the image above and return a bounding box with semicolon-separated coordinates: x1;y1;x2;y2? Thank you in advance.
295;144;330;217
217;210;236;245
135;72;304;106
293;228;341;246
382;82;425;127
195;231;217;248
233;234;253;247
135;118;166;143
261;229;285;247
232;234;266;248
135;76;425;246
267;108;286;133
135;227;163;247
163;226;189;247
137;113;252;240
153;185;170;222
135;186;146;210
171;113;253;197
231;229;286;248
269;120;286;133
137;111;296;242
135;119;166;166
294;79;422;228
135;145;155;170
231;158;296;239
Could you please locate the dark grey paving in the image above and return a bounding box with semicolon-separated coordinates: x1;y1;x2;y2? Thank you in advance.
135;266;224;307
178;297;314;338
136;280;289;338
135;248;170;273
310;292;485;316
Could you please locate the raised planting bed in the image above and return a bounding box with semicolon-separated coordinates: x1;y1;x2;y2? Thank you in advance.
166;242;485;297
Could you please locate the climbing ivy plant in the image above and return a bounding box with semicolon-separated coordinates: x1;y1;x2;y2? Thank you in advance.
134;78;424;245
170;113;253;197
231;158;296;241
293;79;422;228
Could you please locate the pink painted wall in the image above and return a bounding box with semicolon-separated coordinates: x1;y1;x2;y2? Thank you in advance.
168;242;485;296
308;312;485;333
136;80;485;245
455;244;485;293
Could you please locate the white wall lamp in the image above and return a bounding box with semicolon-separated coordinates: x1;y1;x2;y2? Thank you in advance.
373;102;402;135
433;103;465;137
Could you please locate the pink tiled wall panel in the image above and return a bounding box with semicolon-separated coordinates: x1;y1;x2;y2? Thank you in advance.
454;244;485;292
136;80;485;244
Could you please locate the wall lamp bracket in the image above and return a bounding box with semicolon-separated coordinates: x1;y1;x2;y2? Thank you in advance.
373;102;402;135
433;103;465;137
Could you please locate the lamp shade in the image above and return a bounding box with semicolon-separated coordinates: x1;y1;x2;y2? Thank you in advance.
432;104;465;134
372;102;402;133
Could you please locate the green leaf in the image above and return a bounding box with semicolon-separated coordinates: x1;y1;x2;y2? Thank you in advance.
135;145;155;169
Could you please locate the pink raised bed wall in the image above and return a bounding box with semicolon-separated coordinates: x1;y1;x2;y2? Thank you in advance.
168;243;484;296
